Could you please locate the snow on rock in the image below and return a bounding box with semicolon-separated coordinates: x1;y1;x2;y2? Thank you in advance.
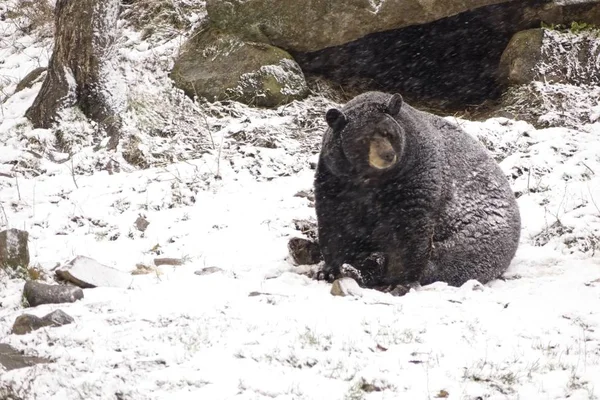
55;256;133;289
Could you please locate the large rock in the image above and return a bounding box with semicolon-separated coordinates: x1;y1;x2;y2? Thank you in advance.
0;229;29;270
498;29;545;86
55;256;131;288
171;26;308;107
499;27;600;86
206;0;513;52
23;281;84;307
498;27;600;128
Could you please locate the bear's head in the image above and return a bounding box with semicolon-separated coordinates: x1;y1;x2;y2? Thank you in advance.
322;92;405;182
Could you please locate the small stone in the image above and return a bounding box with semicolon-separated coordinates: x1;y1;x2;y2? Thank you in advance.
12;314;45;335
0;343;52;371
288;237;321;265
293;190;315;201
41;310;74;327
194;267;223;276
331;277;362;297
11;309;74;335
23;281;84;307
55;256;131;288
134;215;150;232
131;263;158;275
0;229;30;270
154;257;184;266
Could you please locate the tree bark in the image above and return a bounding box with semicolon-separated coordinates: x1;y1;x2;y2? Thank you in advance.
25;0;124;150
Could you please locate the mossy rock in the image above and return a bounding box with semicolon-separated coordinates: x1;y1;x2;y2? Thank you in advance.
499;27;600;87
170;26;308;108
498;29;544;86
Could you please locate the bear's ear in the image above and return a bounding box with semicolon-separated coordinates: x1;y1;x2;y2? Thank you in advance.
325;108;347;130
386;93;403;116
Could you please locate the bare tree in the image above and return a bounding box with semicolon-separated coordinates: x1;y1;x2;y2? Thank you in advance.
25;0;124;150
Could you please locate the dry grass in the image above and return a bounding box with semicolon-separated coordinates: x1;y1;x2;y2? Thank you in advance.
3;0;54;38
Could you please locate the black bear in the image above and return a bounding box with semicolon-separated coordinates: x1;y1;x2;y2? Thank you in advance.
314;91;521;288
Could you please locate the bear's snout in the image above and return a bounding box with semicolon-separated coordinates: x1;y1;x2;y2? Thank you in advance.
369;135;397;170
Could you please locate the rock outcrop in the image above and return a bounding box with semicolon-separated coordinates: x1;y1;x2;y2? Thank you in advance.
205;0;513;53
172;0;600;109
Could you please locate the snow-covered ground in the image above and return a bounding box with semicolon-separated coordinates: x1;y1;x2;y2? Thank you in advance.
1;3;600;399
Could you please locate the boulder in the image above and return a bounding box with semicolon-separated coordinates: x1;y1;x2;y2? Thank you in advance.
0;229;29;270
23;281;84;307
499;27;600;86
171;26;308;107
498;29;545;86
205;0;513;53
55;256;131;288
498;27;600;128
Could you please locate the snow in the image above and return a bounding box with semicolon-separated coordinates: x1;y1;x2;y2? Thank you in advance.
56;256;133;288
1;3;600;400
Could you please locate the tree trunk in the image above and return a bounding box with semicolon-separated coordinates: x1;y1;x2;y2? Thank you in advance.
25;0;124;150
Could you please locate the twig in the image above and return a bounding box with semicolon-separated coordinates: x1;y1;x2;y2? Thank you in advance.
581;162;595;175
191;83;215;149
587;185;600;216
69;156;79;189
0;201;8;228
15;175;21;201
216;129;225;179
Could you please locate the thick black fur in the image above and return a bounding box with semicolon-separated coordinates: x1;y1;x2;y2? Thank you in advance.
314;91;521;288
